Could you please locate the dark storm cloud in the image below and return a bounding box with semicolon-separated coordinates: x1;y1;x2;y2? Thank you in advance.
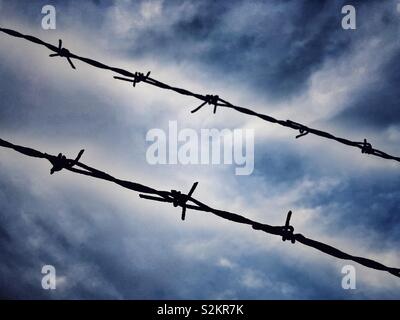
1;0;390;104
253;136;400;253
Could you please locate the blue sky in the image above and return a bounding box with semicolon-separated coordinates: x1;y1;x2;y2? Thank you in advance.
0;0;400;299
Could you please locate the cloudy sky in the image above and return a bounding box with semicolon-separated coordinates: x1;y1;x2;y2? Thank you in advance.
0;0;400;299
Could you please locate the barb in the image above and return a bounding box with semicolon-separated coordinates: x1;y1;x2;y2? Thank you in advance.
0;137;399;279
1;27;399;164
360;138;373;154
140;182;199;220
48;149;84;175
286;120;309;139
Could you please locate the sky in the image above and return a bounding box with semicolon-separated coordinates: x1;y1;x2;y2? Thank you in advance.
0;0;400;299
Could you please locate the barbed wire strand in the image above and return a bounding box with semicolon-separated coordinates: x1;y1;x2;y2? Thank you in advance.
1;27;399;164
0;137;399;278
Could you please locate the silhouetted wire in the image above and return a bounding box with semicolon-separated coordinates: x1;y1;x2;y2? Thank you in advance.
0;137;399;279
1;27;399;164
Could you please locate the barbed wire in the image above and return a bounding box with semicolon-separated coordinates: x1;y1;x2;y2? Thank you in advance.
1;27;399;164
1;27;399;279
0;137;399;279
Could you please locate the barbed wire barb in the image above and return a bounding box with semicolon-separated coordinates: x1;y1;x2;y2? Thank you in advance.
1;28;400;279
0;137;399;279
1;27;399;164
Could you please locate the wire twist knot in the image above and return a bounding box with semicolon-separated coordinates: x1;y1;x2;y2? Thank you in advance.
132;71;151;87
170;182;198;221
113;71;151;87
281;210;295;243
287;120;309;139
